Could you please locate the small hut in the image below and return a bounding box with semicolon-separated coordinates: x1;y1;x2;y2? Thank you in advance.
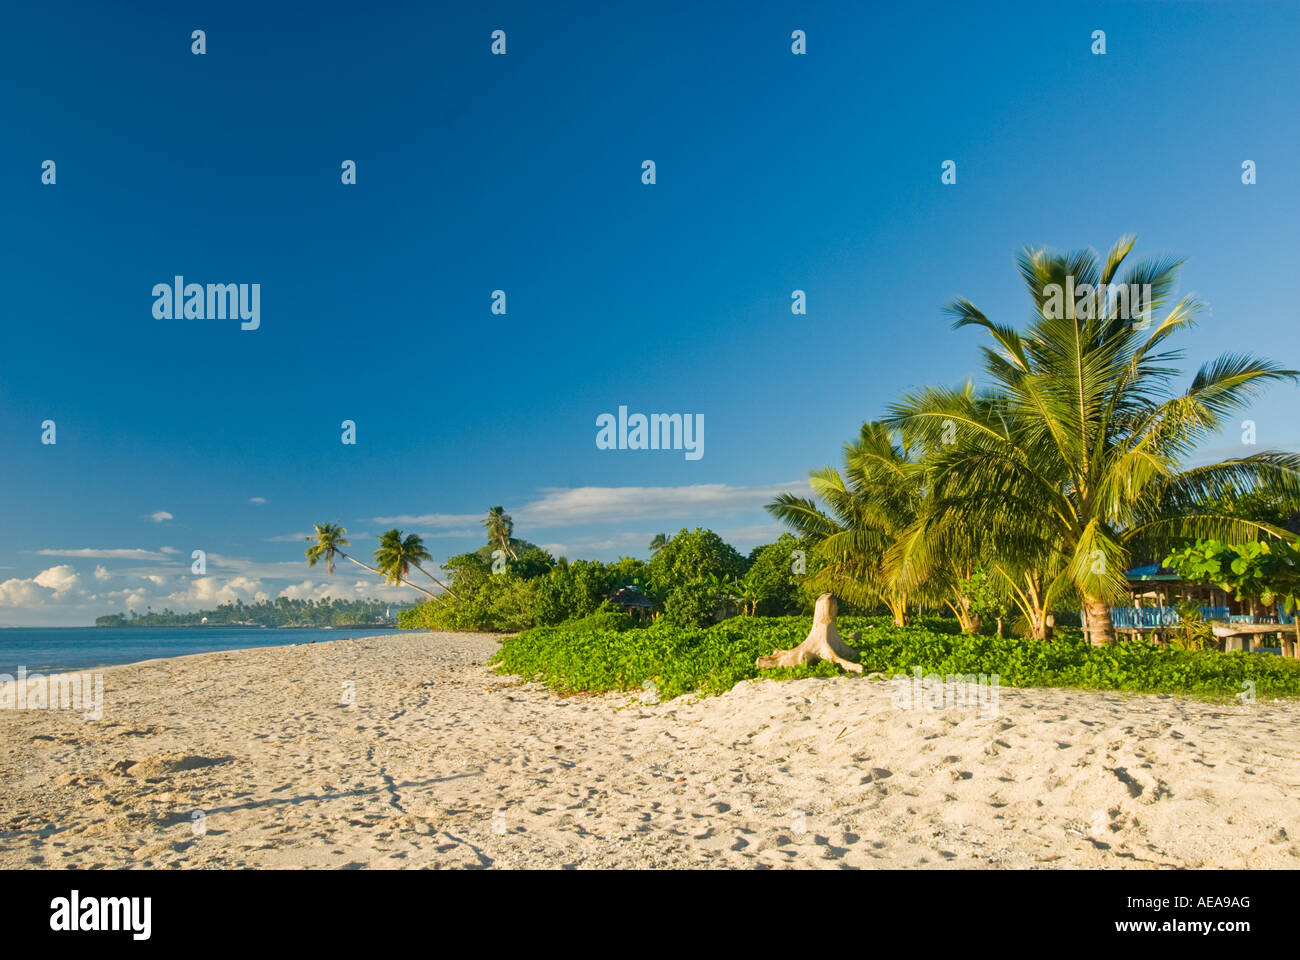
608;585;657;620
1105;563;1294;653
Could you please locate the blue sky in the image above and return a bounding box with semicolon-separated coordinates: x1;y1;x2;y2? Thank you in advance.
3;0;1299;625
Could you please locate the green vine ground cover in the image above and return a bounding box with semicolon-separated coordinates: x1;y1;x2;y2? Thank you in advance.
491;612;1300;701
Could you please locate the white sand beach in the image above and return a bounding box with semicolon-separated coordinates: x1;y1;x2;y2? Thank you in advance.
1;631;1297;869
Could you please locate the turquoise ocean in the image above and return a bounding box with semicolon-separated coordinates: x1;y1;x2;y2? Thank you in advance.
0;625;401;675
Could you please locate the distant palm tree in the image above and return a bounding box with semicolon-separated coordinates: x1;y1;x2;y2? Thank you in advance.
649;533;671;553
373;529;443;600
484;506;518;560
730;578;763;616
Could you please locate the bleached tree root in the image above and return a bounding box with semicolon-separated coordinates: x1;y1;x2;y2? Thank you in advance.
756;593;864;674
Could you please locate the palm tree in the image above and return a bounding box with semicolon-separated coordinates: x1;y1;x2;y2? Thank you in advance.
483;506;518;560
730;578;763;616
306;523;379;577
882;386;1066;639
767;421;926;625
649;533;671;553
373;529;447;600
888;236;1300;645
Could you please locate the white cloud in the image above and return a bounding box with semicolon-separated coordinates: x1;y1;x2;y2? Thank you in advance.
205;553;316;580
33;565;78;593
161;576;264;608
279;578;410;602
368;511;482;530
0;565;82;608
538;530;659;558
148;511;174;524
712;522;789;550
37;548;168;561
0;578;44;607
94;565;110;582
372;482;803;531
249;497;267;505
516;483;802;527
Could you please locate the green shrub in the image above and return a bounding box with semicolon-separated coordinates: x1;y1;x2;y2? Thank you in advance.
663;578;725;627
493;616;1300;701
562;604;638;633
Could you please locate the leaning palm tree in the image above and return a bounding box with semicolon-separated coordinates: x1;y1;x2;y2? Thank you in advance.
888;235;1300;645
649;532;671;553
483;506;518;560
373;529;445;600
306;523;380;577
767;421;927;625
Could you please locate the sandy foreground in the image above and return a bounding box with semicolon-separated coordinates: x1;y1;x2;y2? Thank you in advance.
1;631;1297;869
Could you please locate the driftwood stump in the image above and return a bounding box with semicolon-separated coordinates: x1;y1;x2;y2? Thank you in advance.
756;593;863;674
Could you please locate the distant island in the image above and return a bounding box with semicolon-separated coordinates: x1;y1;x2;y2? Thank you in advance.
94;597;410;628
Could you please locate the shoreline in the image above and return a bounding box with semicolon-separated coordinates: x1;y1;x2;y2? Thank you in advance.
2;631;1298;869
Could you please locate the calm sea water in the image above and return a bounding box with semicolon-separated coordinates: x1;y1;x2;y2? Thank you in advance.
0;626;402;675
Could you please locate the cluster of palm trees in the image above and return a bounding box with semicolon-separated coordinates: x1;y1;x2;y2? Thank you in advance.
305;523;459;602
770;237;1300;645
305;506;528;603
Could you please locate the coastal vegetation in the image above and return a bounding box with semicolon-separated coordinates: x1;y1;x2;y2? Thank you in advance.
395;526;821;633
771;237;1300;646
304;239;1300;698
94;596;405;628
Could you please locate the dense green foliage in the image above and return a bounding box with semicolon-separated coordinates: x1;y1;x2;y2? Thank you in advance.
662;576;727;627
95;596;406;628
495;616;1300;701
1164;538;1300;616
399;526;822;633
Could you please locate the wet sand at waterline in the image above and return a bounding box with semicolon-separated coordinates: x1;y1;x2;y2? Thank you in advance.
1;631;1297;869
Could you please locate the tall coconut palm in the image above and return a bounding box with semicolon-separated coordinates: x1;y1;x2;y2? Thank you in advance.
483;506;518;560
649;533;671;554
888;236;1300;645
767;421;927;625
373;529;446;599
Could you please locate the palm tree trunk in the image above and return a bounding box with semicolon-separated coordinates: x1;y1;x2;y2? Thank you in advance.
1083;596;1115;646
498;535;518;561
410;561;460;601
889;595;907;628
1024;574;1050;640
342;552;381;576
